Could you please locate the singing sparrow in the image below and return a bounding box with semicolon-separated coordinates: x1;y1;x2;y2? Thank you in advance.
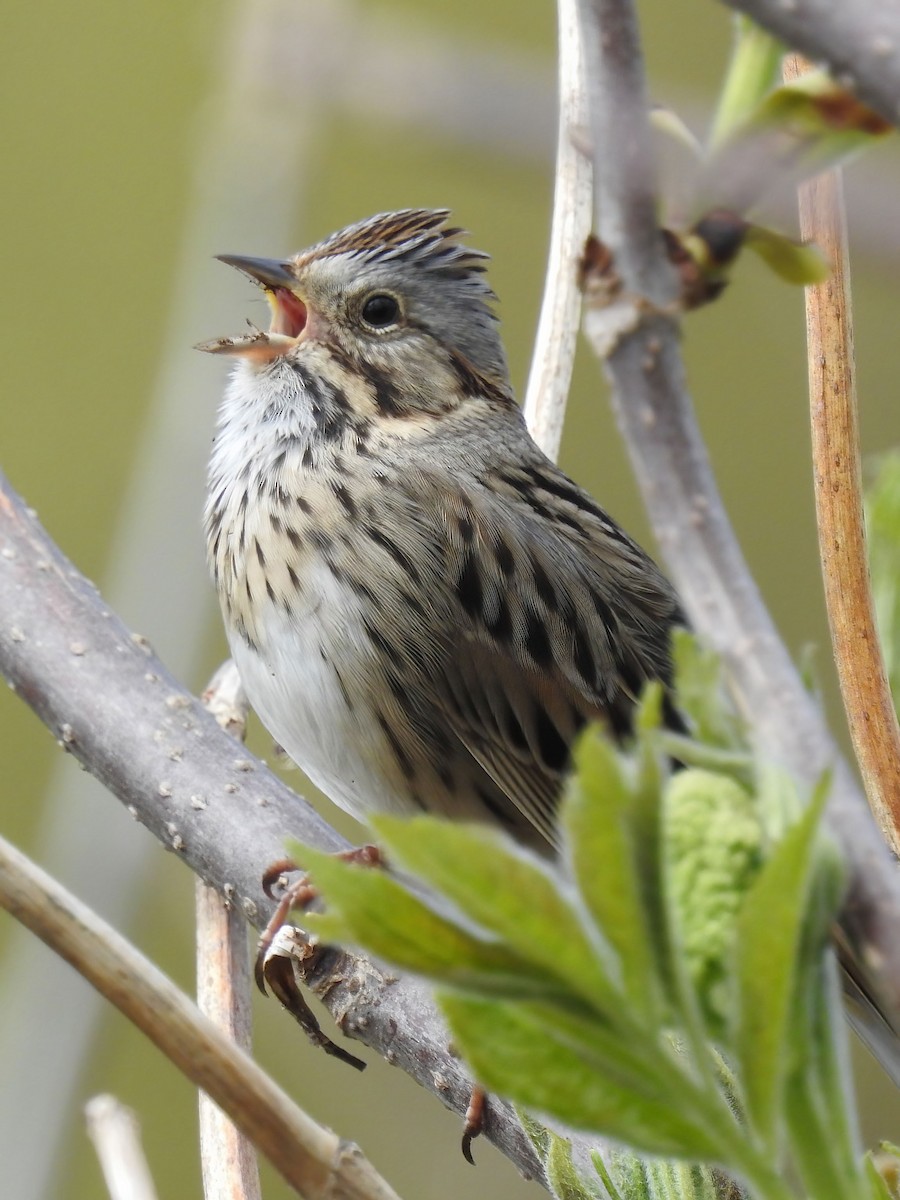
201;209;684;852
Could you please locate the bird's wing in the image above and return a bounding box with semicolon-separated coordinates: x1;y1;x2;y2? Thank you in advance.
391;455;683;846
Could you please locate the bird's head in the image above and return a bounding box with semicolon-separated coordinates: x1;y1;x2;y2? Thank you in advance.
198;209;511;412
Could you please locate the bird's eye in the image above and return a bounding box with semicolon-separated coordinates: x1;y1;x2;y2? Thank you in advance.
361;293;401;329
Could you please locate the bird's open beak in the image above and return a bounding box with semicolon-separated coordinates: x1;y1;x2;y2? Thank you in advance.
198;254;309;356
215;254;295;290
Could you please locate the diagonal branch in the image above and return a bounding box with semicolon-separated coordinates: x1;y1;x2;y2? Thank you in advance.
0;471;544;1186
0;833;403;1200
575;0;900;1037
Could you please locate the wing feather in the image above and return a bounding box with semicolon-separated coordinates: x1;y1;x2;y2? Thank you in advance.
381;453;682;848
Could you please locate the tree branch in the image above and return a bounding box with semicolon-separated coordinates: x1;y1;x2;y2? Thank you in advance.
716;0;900;129
196;881;263;1200
0;471;544;1187
784;53;900;861
0;831;406;1200
85;1096;160;1200
576;0;900;1034
523;0;593;460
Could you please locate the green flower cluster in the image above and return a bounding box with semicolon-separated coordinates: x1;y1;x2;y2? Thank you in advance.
665;769;763;1029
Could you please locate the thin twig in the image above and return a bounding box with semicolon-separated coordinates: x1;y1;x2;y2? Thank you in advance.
197;665;260;1200
574;0;900;1033
196;882;262;1200
523;0;593;460
0;831;404;1200
85;1095;160;1200
201;659;250;743
784;52;900;859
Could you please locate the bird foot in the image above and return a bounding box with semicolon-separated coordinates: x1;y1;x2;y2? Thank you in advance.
254;844;384;996
252;845;382;1074
257;924;367;1071
462;1084;487;1164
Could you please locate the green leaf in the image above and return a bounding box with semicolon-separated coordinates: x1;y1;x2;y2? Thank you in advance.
546;1132;599;1200
521;1000;682;1096
790;829;846;1058
652;104;710;166
867;1146;900;1200
753;71;891;179
646;1160;724;1200
786;848;858;1199
517;1107;551;1161
785;1059;862;1200
708;15;783;151
624;685;679;1006
864;1152;897;1200
651;105;704;158
599;1151;661;1200
367;814;622;1015
441;992;726;1161
670;631;748;755
522;1112;612;1199
701;68;890;214
561;732;662;1020
684;1164;728;1200
292;843;565;1000
591;1151;629;1200
744;224;830;285
730;777;829;1148
754;760;806;845
597;1152;727;1200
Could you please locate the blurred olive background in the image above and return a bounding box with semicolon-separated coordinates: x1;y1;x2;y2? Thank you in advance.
2;1;900;1197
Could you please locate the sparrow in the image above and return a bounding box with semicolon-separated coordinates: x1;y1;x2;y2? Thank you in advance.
201;208;684;854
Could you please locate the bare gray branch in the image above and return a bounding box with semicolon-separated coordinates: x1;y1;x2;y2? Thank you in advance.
0;471;544;1186
523;0;593;459
576;0;900;1035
